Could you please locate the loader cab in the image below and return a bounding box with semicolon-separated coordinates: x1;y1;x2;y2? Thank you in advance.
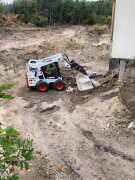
41;62;61;79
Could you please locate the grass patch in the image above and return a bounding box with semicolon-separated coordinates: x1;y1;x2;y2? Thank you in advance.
129;58;135;66
89;24;108;33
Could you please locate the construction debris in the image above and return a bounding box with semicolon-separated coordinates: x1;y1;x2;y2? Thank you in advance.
66;86;74;93
99;70;118;85
0;14;24;27
65;69;118;92
128;122;135;130
75;73;94;92
87;71;93;77
87;71;97;77
75;71;103;92
91;79;101;88
107;123;111;128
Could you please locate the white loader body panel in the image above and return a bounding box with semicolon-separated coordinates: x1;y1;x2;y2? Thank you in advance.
111;0;135;59
26;53;70;87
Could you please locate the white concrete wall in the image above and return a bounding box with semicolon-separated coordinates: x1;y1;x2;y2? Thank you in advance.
111;0;135;59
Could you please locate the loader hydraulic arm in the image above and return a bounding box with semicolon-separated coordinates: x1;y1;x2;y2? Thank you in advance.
27;53;87;76
62;53;87;75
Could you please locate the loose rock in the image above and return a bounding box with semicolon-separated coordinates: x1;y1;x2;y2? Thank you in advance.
128;122;135;130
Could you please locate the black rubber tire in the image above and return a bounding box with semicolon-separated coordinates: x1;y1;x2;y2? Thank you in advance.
54;80;65;91
37;81;49;92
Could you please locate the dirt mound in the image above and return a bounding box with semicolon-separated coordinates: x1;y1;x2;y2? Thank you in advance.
100;70;118;85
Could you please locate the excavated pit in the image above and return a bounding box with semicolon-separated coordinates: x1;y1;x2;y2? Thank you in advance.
0;26;110;83
0;26;112;109
1;26;135;180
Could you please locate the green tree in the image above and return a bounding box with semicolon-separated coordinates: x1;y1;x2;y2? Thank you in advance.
33;11;47;26
0;0;4;14
13;0;36;23
3;3;13;14
10;0;113;26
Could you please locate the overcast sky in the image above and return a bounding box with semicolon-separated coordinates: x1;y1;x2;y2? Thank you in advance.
2;0;98;5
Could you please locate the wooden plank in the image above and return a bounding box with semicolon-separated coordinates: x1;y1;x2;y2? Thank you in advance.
111;0;116;40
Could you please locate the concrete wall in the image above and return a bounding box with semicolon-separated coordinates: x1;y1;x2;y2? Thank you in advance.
111;0;135;59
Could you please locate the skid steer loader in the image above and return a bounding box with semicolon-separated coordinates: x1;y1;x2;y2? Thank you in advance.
26;53;87;92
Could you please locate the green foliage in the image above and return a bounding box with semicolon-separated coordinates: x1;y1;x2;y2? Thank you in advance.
0;124;37;179
0;85;14;100
33;11;47;26
13;0;36;23
8;0;113;26
93;24;108;31
89;24;108;33
0;19;3;26
129;58;135;66
0;1;4;14
0;1;4;27
106;16;112;25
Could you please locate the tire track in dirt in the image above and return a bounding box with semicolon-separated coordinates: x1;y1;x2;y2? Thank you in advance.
82;130;135;163
40;105;60;114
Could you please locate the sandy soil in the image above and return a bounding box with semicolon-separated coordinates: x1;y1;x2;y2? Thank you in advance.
0;26;135;180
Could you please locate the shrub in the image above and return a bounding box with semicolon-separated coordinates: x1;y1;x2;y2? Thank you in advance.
0;124;37;179
33;12;47;26
106;16;112;25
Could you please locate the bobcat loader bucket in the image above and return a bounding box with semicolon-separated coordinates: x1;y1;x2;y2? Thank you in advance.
69;59;94;91
70;60;94;92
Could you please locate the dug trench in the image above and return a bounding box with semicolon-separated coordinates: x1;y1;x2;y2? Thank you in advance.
0;26;135;180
